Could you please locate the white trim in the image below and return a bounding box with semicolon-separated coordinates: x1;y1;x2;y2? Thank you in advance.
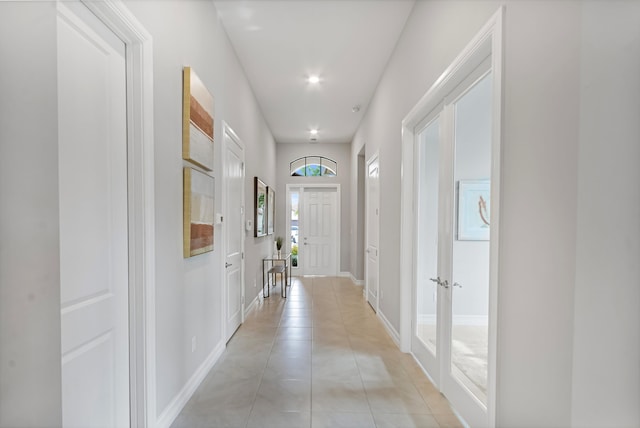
338;271;351;278
244;293;260;318
377;310;400;347
400;7;503;428
349;273;364;286
80;1;156;426
155;341;225;428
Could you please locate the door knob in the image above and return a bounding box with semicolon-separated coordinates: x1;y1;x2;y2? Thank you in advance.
225;262;233;268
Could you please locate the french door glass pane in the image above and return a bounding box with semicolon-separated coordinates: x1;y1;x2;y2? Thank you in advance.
451;72;492;403
416;118;440;355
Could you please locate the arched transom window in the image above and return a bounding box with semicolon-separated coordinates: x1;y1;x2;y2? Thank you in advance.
290;156;337;177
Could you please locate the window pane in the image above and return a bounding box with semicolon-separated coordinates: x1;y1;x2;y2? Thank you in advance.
290;158;306;176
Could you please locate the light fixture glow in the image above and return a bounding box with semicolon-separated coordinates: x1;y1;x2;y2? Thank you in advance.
310;129;319;135
308;75;320;84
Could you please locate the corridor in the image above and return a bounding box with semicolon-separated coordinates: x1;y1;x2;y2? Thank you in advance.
172;277;462;428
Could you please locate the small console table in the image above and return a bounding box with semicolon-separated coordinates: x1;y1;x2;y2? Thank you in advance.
262;253;292;298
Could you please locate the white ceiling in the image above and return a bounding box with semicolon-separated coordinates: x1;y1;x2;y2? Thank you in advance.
213;0;415;144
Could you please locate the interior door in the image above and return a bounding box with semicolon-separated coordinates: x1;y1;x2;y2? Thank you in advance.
301;188;337;276
441;72;493;426
57;3;130;426
224;127;245;341
365;155;380;310
413;69;494;427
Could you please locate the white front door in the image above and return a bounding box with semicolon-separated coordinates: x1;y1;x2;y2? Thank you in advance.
57;3;130;427
366;155;380;310
223;125;245;342
301;188;338;276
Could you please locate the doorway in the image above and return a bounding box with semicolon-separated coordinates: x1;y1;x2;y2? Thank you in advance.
400;9;503;427
222;123;245;342
286;185;340;276
365;153;380;311
57;1;155;426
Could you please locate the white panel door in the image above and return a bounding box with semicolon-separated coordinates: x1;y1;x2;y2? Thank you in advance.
301;189;337;276
224;127;245;341
57;3;129;427
366;156;380;310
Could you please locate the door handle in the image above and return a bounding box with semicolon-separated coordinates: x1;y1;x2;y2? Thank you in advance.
225;262;233;268
453;282;462;288
429;277;440;284
440;280;449;289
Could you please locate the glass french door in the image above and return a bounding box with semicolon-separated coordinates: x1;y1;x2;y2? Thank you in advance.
413;69;494;427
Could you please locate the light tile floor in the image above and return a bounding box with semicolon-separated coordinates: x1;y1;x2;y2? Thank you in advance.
172;276;463;428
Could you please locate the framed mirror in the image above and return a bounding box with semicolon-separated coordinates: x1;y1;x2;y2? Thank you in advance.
267;186;275;235
254;177;267;237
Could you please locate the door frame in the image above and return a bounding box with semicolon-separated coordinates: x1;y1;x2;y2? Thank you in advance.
221;121;246;340
365;152;380;312
80;2;155;426
285;183;341;276
399;7;503;427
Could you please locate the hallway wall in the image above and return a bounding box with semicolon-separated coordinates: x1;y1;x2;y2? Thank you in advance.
350;0;639;426
1;1;277;426
125;1;277;420
0;3;62;426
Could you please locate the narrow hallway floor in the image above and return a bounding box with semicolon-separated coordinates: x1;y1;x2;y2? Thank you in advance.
172;276;462;428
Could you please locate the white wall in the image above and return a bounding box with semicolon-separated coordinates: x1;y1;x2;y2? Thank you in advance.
275;143;351;272
350;1;637;426
0;3;63;426
124;1;276;418
571;2;640;426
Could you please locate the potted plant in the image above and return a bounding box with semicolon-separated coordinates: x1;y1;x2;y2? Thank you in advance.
275;236;283;258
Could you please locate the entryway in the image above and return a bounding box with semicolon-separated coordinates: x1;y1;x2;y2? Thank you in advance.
286;185;340;276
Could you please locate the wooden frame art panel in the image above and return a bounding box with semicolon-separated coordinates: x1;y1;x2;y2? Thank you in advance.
254;177;267;237
267;186;275;235
183;67;214;171
184;167;215;257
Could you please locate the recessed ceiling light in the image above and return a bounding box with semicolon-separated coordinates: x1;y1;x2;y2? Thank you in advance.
352;104;361;113
308;75;320;84
310;129;319;135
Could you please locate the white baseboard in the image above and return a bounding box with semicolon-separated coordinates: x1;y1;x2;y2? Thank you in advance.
348;272;364;286
155;341;225;428
377;310;401;347
338;271;350;278
245;292;260;318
